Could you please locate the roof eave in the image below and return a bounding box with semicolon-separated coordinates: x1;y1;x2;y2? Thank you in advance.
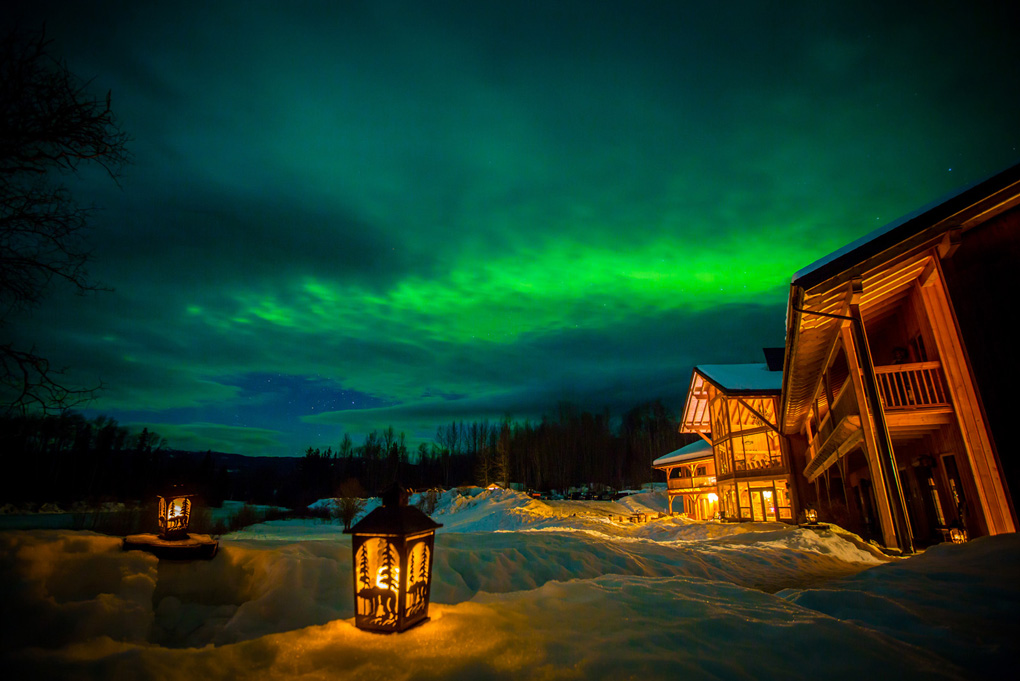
793;161;1020;293
693;367;781;396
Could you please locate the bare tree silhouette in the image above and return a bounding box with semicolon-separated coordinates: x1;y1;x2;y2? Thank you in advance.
1;27;129;414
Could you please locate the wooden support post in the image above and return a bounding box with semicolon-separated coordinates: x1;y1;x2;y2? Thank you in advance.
919;260;1015;534
847;292;915;553
840;323;905;551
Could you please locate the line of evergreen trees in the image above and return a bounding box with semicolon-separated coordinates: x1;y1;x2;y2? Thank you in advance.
0;399;694;509
0;411;197;506
297;399;696;505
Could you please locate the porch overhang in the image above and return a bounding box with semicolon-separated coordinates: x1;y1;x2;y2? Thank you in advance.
781;162;1020;438
803;415;863;482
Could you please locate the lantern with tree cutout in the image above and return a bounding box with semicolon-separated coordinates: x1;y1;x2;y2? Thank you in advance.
157;490;193;540
124;486;216;559
344;484;442;633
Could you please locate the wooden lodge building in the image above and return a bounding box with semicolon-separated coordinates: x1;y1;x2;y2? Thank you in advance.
667;362;795;523
652;439;717;519
657;162;1019;550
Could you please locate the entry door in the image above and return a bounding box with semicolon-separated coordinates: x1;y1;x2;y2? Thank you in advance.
750;491;764;521
762;487;777;521
751;488;778;522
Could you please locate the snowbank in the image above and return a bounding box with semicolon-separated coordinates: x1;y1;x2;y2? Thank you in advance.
2;487;1016;679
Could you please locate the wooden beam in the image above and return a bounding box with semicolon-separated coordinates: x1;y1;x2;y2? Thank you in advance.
938;228;962;259
885;409;954;429
840;323;900;549
736;398;780;435
919;258;1015;534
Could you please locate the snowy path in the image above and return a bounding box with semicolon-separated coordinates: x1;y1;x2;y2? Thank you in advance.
2;487;1017;679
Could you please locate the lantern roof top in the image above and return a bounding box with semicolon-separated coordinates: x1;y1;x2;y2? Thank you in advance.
344;483;443;536
158;484;193;498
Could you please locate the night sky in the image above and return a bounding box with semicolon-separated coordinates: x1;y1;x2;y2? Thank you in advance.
8;1;1019;456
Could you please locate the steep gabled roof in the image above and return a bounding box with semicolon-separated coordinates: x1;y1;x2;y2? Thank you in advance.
696;364;782;395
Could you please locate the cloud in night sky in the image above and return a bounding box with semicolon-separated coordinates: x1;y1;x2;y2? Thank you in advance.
7;1;1019;455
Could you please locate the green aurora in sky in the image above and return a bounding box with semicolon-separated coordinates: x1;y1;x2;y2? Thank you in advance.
7;0;1020;455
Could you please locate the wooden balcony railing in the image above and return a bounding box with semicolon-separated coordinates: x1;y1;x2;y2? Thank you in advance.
874;361;949;410
668;475;717;491
733;456;783;473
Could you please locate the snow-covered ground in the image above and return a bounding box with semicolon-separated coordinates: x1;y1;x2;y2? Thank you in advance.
1;487;1016;679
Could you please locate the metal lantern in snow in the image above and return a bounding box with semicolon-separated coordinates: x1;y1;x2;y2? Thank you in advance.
157;490;193;540
344;483;442;633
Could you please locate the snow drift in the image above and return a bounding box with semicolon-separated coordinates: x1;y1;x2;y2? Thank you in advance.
1;487;1016;679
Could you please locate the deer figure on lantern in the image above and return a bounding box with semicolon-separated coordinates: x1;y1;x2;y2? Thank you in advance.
354;538;400;625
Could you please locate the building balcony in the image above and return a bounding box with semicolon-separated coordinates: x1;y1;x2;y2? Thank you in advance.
804;378;860;481
875;361;954;435
731;456;785;476
804;361;955;480
667;475;717;492
874;361;949;409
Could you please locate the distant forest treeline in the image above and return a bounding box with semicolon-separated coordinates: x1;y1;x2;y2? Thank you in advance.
0;400;695;508
302;400;695;502
0;412;217;507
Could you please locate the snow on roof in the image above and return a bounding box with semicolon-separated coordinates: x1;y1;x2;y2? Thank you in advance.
653;439;712;467
792;201;935;285
696;363;782;393
793;162;1020;288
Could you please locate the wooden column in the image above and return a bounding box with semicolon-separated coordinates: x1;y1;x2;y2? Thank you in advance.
839;323;902;550
847;296;915;553
919;261;1016;534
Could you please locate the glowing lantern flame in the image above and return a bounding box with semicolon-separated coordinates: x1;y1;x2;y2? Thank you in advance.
376;565;399;590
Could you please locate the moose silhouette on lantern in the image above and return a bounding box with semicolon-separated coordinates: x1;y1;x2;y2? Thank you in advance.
345;483;442;633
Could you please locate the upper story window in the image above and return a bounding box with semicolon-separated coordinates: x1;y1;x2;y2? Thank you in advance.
710;395;783;475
